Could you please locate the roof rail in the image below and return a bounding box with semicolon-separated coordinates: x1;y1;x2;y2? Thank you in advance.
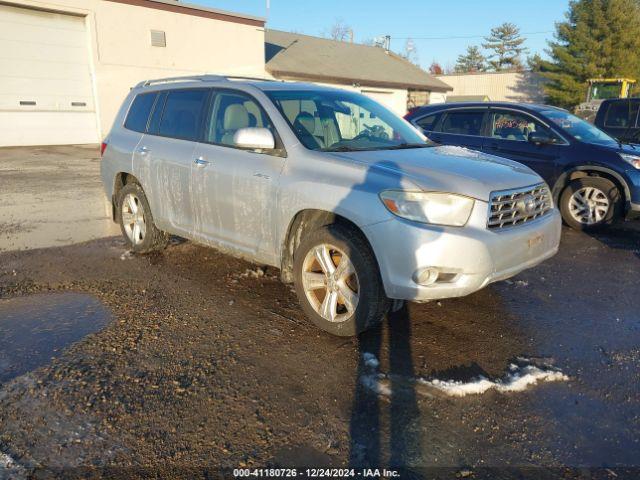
135;74;275;88
135;75;224;88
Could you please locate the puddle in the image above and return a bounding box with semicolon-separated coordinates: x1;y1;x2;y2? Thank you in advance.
0;293;112;384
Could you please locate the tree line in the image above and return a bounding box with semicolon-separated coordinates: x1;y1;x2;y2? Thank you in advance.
443;0;640;108
323;0;640;109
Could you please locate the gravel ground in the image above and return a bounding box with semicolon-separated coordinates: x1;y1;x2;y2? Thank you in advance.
0;147;639;479
0;221;638;479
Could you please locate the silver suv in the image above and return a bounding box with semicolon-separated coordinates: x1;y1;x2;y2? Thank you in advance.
101;75;561;336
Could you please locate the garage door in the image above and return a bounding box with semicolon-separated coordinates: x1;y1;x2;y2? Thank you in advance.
0;4;99;147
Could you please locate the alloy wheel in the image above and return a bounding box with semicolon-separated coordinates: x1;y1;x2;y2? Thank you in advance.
121;193;146;245
568;187;610;225
301;244;359;323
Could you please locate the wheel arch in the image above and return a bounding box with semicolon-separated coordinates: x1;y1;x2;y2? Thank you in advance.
279;209;379;284
552;166;631;207
111;172;142;221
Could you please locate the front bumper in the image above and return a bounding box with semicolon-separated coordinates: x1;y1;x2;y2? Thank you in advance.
363;202;562;302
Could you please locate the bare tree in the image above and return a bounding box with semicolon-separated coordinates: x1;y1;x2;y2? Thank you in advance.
322;18;353;42
402;38;419;65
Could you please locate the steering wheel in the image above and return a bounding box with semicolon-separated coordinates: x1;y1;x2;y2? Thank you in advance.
352;132;372;142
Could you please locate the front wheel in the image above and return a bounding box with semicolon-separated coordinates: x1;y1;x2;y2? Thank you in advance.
292;224;389;336
559;177;621;231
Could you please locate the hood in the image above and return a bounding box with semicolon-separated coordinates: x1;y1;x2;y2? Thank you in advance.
332;145;543;201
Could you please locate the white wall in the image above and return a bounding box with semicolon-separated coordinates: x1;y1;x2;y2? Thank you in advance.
309;81;409;116
1;0;266;145
436;71;546;103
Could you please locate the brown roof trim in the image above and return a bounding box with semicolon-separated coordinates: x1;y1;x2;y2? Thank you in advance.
268;70;453;92
104;0;265;27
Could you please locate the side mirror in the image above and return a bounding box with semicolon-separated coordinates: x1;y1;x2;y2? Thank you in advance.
528;131;554;145
233;127;275;150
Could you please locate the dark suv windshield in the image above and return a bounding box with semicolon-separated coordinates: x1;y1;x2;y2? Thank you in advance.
540;109;618;147
266;89;429;151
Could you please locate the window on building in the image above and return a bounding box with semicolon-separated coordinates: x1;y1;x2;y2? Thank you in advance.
440;110;485;136
158;89;208;141
124;92;158;133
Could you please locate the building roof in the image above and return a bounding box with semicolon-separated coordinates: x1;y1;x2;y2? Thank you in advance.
265;30;453;92
446;95;490;103
105;0;265;26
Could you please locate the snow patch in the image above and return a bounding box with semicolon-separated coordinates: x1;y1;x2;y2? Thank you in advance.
360;353;391;396
0;453;15;468
362;352;379;369
359;354;568;398
419;362;568;397
120;251;133;260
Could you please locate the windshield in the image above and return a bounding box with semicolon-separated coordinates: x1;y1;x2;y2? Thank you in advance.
589;82;622;101
266;89;430;151
540;109;619;147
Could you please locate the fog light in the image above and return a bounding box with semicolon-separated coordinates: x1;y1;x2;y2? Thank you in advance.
413;267;439;286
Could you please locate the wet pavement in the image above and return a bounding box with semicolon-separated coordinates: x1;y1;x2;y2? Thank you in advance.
0;145;119;252
0;220;638;478
0;293;111;384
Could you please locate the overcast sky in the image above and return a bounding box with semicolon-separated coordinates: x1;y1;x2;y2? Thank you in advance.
193;0;570;71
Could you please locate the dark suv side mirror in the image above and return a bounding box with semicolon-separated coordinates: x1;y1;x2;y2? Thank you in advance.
528;131;554;145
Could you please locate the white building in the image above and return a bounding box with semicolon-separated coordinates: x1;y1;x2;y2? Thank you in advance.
0;0;266;147
436;71;546;104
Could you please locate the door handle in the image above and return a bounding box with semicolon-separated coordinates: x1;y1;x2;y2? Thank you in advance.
194;157;210;167
139;146;150;155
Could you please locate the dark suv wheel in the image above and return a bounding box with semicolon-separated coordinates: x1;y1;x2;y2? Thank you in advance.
117;182;168;253
292;224;389;336
559;177;621;231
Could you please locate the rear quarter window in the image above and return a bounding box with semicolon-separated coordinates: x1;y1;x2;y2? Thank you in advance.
124;93;158;133
415;113;440;132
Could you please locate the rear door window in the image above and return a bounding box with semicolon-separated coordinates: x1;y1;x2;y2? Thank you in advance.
157;89;208;141
604;102;640;128
439;110;485;136
124;92;158;133
491;110;558;142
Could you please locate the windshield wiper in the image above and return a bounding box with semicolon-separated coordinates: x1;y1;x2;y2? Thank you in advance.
321;146;366;152
377;143;433;150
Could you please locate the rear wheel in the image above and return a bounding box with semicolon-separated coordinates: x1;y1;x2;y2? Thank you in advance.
560;177;621;231
293;224;389;336
117;183;168;253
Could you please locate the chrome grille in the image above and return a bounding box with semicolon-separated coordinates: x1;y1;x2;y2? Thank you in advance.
488;183;552;229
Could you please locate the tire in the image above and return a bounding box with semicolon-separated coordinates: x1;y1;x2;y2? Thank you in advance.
117;182;168;253
559;177;621;231
292;223;389;336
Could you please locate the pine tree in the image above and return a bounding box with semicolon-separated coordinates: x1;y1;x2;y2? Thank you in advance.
454;46;487;73
483;23;528;71
540;0;640;108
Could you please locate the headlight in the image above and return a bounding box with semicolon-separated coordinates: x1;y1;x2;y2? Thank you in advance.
379;191;475;226
620;153;640;169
